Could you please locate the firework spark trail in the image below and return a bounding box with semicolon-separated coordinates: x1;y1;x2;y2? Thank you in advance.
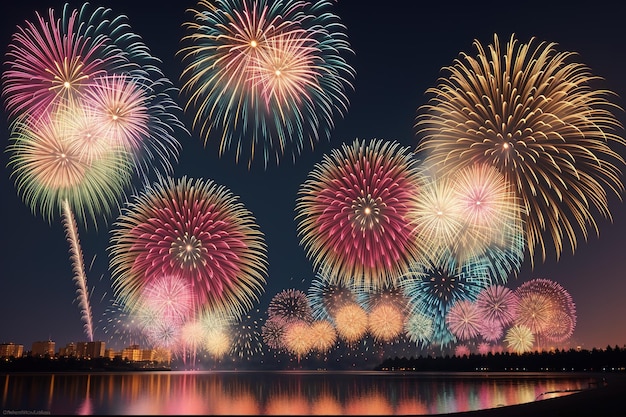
7;111;133;342
62;199;94;341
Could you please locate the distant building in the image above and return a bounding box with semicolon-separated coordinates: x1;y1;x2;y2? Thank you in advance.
58;341;105;358
76;341;106;358
120;344;171;363
31;340;55;357
121;344;143;362
59;342;77;357
104;348;118;359
0;343;24;358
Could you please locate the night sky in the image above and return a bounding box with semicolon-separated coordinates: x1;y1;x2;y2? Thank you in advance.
1;0;626;354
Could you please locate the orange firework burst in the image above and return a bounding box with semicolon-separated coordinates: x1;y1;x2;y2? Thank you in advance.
309;320;337;353
367;303;405;343
333;303;368;344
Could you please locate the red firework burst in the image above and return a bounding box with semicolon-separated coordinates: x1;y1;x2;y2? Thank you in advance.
295;138;423;289
109;176;268;320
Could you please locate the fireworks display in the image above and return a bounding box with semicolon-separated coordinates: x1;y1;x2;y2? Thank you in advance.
109;176;268;321
296;138;424;290
415;33;626;266
4;3;610;371
179;0;354;168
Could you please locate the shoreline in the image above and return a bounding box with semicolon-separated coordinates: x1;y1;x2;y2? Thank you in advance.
430;372;626;417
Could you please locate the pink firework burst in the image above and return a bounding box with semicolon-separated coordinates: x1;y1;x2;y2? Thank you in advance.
140;275;195;324
2;5;128;120
296;138;424;289
445;299;482;341
478;321;504;343
451;163;524;263
109;176;268;320
454;344;471;357
81;74;151;152
475;285;519;328
477;342;491;355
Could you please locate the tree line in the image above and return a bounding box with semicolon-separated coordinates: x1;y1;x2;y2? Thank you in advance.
375;345;626;372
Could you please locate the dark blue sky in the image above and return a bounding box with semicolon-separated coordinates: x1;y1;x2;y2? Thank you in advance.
1;0;626;352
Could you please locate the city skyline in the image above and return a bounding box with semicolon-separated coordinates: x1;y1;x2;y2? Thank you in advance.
2;0;626;361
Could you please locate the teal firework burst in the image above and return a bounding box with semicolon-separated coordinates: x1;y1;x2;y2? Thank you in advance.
179;0;354;168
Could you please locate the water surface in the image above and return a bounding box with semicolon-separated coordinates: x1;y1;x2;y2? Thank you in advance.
1;371;599;415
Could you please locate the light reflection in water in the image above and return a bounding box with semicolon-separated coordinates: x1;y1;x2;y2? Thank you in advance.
0;371;597;415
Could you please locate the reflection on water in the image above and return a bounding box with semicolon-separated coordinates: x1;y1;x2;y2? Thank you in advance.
1;371;597;415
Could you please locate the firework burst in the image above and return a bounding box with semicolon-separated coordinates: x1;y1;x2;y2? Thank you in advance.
267;288;313;324
445;299;482;341
109;175;268;320
283;320;313;361
478;321;504;343
504;324;535;354
307;271;362;322
404;311;433;347
367;303;405;343
296;138;424;289
179;0;354;168
333;302;368;344
7;111;133;228
261;316;288;351
410;172;463;264
475;285;519;328
514;278;576;344
450;163;525;269
454;344;471;357
415;33;626;265
2;4;127;119
308;320;337;353
140;274;195;324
